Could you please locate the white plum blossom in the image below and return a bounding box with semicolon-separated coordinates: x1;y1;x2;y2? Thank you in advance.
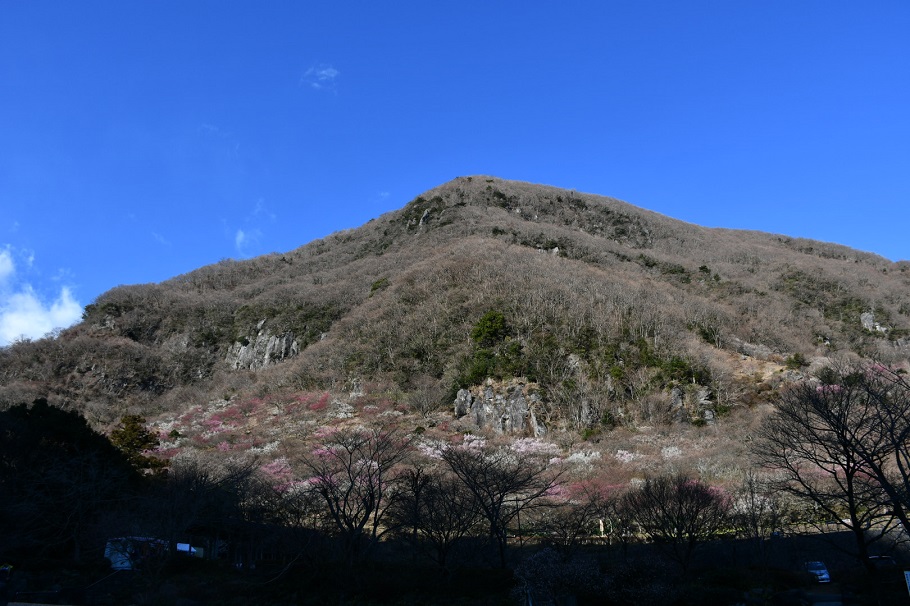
461;433;487;451
511;438;560;456
248;440;280;455
417;439;446;459
661;446;682;459
565;450;602;466
331;400;355;419
614;449;639;464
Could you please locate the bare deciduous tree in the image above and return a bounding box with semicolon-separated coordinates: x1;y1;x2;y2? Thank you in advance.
753;364;906;567
406;376;447;419
537;481;613;553
299;425;411;563
620;474;730;571
842;365;910;534
730;470;793;567
440;435;562;568
731;471;788;542
391;465;481;569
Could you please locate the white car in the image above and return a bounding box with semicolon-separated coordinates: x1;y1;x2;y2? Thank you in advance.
805;560;831;583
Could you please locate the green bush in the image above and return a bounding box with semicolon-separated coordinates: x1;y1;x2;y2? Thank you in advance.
471;310;508;347
458;349;495;387
784;352;807;369
369;277;389;296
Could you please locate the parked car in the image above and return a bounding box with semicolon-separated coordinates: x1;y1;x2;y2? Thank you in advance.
805;560;831;583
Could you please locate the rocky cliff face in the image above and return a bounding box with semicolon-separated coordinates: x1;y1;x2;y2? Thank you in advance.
454;379;545;436
669;386;714;424
226;322;299;370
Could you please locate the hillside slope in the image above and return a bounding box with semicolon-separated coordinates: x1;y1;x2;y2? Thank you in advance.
1;176;908;436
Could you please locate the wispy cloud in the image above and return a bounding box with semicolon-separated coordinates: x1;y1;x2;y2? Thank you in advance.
227;199;275;258
252;198;276;222
235;229;249;251
301;63;340;91
152;232;172;247
0;248;14;284
370;191;391;208
198;123;229;137
234;228;262;258
0;246;82;345
197;122;242;159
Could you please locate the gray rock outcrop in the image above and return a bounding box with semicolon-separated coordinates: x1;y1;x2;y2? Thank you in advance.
670;386;714;424
226;325;299;370
454;380;545;436
861;311;889;334
728;336;773;360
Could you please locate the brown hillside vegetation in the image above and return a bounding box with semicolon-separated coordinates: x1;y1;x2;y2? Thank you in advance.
1;175;908;433
4;177;910;604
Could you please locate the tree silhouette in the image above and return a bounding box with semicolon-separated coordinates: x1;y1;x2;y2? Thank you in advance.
620;474;730;572
110;414;166;473
440;436;561;568
754;363;910;567
391;465;481;570
0;399;136;562
298;426;411;564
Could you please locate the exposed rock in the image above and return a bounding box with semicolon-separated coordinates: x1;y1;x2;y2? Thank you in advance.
861;312;889;333
669;387;688;423
670;386;713;423
162;333;191;352
702;409;715;425
780;369;806;382
728;336;774;359
226;325;299;370
348;378;364;399
453;379;544;436
454;389;472;418
670;387;684;410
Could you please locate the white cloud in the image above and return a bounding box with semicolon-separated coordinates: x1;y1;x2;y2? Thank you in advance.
234;228;262;257
0;285;82;345
227;200;274;258
0;248;13;284
199;123;224;136
302;64;340;91
252;198;276;222
235;229;248;250
152;232;172;246
0;246;83;346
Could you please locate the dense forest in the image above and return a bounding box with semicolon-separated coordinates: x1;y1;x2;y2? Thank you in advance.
2;177;910;604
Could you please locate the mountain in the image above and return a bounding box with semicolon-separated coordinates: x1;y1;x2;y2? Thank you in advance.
2;176;909;439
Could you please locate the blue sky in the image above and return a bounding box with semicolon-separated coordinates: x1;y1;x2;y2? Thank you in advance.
1;1;908;345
